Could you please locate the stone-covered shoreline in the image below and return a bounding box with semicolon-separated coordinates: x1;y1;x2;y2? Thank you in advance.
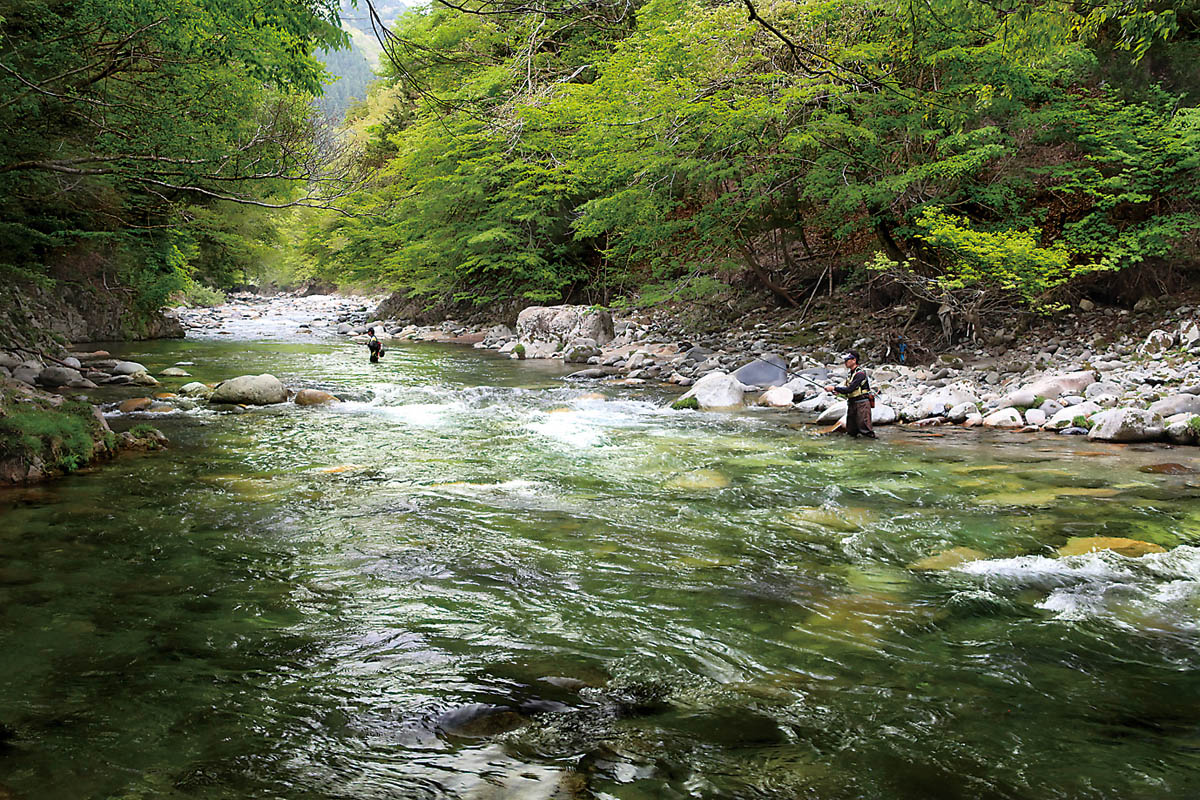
344;298;1200;447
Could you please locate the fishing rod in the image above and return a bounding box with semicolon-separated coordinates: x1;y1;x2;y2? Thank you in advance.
742;355;829;392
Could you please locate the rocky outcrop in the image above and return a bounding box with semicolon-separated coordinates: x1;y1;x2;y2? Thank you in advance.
515;306;614;354
209;374;288;405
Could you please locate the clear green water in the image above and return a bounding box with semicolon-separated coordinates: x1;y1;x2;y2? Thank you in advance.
3;336;1200;799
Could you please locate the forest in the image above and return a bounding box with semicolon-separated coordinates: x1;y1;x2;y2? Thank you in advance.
2;1;1198;325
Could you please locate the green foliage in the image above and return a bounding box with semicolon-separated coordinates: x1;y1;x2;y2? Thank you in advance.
0;0;351;309
295;0;1197;310
1073;415;1094;429
671;396;700;411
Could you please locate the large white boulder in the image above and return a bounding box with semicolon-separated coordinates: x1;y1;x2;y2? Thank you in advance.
872;403;898;425
1024;408;1047;427
983;408;1024;428
676;371;748;410
1024;371;1097;400
757;386;794;408
515;306;614;351
1045;401;1101;430
817;401;848;423
916;383;979;418
209;374;288;405
1087;408;1165;442
1148;394;1200;418
112;360;149;376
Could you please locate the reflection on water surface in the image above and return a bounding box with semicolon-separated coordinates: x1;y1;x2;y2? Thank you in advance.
2;335;1199;799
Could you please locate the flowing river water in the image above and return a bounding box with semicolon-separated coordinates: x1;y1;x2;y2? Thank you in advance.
3;311;1200;799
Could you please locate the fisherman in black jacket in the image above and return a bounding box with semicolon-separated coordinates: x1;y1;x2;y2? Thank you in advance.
825;350;876;438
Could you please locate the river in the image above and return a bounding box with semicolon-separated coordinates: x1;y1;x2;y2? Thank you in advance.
2;310;1199;799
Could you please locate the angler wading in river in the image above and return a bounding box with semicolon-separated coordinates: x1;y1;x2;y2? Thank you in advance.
366;328;385;363
826;350;877;439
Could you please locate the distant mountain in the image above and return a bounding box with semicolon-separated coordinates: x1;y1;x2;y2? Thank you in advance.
315;2;421;121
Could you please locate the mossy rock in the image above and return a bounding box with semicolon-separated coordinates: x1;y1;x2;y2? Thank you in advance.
671;396;700;410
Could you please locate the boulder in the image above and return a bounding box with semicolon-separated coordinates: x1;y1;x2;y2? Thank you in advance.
997;388;1038;410
1045;401;1101;430
946;401;975;423
515;306;614;349
12;365;39;385
683;346;714;363
112;361;148;376
983;408;1024;428
675;371;748;411
795;393;837;413
118;397;153;413
563;339;601;363
816;401;848;424
1148;394;1200;418
871;403;897;425
916;384;979;418
36;366;83;388
1086;408;1165;442
160;367;191;377
1024;370;1096;400
1084;381;1121;399
0;353;20;370
1139;329;1174;356
294;389;338;406
731;353;788;387
209;374;288;405
130;371;158;386
179;382;211;398
757;386;794;408
1165;419;1198;446
1023;408;1047;427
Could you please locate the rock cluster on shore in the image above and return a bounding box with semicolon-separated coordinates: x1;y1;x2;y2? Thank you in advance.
348;300;1200;447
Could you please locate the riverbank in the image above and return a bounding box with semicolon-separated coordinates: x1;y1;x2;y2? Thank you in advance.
325;292;1200;447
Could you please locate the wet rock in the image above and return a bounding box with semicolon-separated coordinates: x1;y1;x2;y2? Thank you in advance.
118;427;169;450
130;370;158;386
1139;463;1196;475
731;353;788;387
159;367;191;377
294;389;338;406
118;397;153;413
757;386;794;407
36;366;83;388
112;360;148;375
209;374;288;405
674;371;747;411
1057;537;1166;558
101;374;134;386
1087;408;1165;442
178;382;211;398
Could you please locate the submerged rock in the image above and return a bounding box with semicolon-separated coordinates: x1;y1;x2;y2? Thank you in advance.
665;469;730;490
909;546;987;571
1057;537;1166;558
294;388;338;406
118;397;152;413
209;374;288;405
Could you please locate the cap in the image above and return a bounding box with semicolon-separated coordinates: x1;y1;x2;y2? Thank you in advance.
842;350;859;362
367;327;375;334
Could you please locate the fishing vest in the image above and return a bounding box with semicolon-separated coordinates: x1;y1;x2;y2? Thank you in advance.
846;368;869;399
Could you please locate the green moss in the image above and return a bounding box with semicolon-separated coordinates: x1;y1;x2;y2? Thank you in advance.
1072;415;1094;430
0;398;104;472
513;343;525;358
1032;395;1046;408
671;396;700;410
1188;416;1200;434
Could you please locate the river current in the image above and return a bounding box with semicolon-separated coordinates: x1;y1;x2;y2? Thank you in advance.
2;314;1199;799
